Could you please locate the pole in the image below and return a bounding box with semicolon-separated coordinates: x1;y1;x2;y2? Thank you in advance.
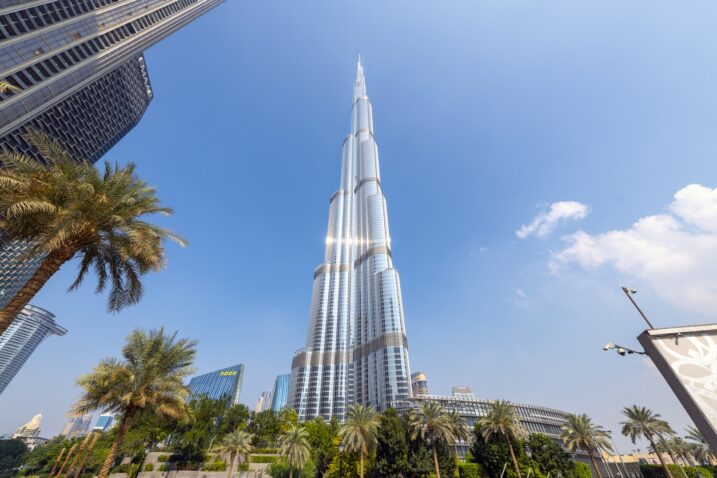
499;462;508;478
608;434;630;478
73;432;100;478
49;448;67;478
621;287;655;329
55;443;78;478
659;435;688;478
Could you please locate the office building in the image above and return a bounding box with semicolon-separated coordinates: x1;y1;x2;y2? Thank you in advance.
290;59;412;421
270;373;291;412
0;305;65;394
255;390;271;413
12;413;47;449
0;0;223;160
93;413;114;432
60;412;93;438
0;0;223;312
451;386;474;399
391;395;583;458
411;372;429;396
188;364;244;406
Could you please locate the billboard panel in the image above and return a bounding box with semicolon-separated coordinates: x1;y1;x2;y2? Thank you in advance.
638;324;717;452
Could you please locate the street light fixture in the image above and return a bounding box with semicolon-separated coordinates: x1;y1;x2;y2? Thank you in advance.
621;287;655;329
603;342;646;356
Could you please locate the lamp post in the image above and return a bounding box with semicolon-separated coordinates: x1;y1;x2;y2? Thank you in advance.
607;431;630;478
621;287;655;329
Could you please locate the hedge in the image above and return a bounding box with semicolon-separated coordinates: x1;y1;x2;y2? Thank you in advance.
156;455;170;462
251;455;278;464
159;464;169;472
640;464;714;478
253;448;279;454
143;463;154;472
457;462;482;478
202;461;227;471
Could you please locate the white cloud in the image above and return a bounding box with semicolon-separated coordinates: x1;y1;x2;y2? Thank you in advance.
551;184;717;316
516;201;589;239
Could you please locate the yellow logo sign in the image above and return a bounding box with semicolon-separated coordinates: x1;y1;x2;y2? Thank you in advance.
219;371;237;376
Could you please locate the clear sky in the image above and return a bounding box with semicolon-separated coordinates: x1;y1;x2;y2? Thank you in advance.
2;0;717;453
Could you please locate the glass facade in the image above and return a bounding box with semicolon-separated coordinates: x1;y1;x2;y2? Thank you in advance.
270;373;291;412
93;413;114;432
290;60;412;421
0;305;65;395
60;412;92;438
411;372;429;396
188;364;245;406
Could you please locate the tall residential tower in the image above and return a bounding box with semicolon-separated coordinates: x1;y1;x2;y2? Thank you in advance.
289;60;412;421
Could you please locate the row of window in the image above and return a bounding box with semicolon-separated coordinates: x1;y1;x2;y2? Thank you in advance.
0;0;125;40
0;0;198;101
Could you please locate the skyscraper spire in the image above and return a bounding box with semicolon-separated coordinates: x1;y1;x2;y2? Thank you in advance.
289;62;412;421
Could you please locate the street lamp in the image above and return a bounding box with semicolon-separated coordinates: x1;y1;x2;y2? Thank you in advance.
606;431;630;478
602;342;646;356
621;287;655;329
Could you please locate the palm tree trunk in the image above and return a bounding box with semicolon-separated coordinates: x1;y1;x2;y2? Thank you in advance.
504;434;522;478
360;452;364;478
227;452;235;478
647;434;674;478
49;448;66;477
433;446;442;478
0;247;75;335
288;469;293;478
56;443;78;478
98;409;136;478
73;433;100;478
587;446;603;478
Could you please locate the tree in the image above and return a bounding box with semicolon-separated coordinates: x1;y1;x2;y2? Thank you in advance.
0;439;28;477
470;422;524;478
303;417;339;478
0;131;185;335
0;81;20;94
372;408;409;478
409;402;455;478
685;426;716;465
168;396;226;460
217;404;252;436
278;424;311;478
249;410;281;448
72;328;196;478
340;404;379;478
561;413;612;478
478;400;526;478
213;429;253;478
621;406;675;478
446;409;470;458
527;433;574;478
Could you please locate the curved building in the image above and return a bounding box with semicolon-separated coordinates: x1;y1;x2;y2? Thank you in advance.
411;372;429;396
290;59;412;421
0;305;66;395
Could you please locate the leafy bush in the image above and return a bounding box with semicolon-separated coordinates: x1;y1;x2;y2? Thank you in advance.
238;463;250;471
457;462;482;478
574;462;592;478
113;464;130;473
253;448;279;454
143;463;154;471
267;461;315;478
641;465;715;478
156;455;170;462
251;455;278;464
159;464;169;472
201;461;226;471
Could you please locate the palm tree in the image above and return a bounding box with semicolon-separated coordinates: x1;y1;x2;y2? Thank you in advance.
72;328;196;478
685;426;716;465
0;80;20;94
340;404;379;478
0;131;185;335
409;402;456;478
278;424;310;478
478;400;527;478
560;414;612;478
621;405;675;478
214;429;253;478
445;409;469;459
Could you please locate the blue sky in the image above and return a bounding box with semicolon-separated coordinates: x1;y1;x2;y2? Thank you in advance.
2;0;717;452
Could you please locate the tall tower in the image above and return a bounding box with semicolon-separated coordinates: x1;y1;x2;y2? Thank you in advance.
0;305;65;395
290;60;412;421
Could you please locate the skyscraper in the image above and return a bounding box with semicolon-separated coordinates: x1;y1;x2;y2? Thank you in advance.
93;413;114;432
187;364;244;406
0;0;223;310
270;373;291;412
289;60;412;421
411;372;429;397
60;413;93;439
0;305;65;394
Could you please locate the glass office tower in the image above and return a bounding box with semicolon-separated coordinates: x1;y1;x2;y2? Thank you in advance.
0;305;65;394
290;60;412;421
188;364;244;406
270;373;291;412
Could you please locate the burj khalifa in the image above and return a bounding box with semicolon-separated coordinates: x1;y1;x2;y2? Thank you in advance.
289;59;412;421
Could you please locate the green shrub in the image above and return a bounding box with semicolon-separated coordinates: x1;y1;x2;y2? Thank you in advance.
574;462;592;478
113;464;130;473
253;448;279;454
143;463;154;472
156;455;170;463
238;463;250;471
201;461;226;471
457;462;482;478
251;455;278;464
159;464;169;472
